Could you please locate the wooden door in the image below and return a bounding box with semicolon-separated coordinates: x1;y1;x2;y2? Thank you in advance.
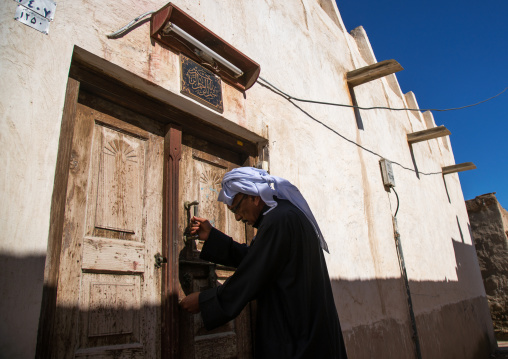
177;133;253;358
53;98;164;358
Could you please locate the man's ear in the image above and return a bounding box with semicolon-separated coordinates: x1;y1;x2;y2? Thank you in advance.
253;196;264;207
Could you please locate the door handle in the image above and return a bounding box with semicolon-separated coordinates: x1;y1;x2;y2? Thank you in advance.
184;200;199;215
184;201;199;243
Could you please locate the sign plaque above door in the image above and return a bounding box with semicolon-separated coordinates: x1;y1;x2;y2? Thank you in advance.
180;54;224;113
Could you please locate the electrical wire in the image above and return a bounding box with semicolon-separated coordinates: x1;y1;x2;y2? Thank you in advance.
257;75;498;176
107;12;507;113
392;187;400;217
105;12;497;178
106;11;155;38
258;76;507;113
258;80;444;176
108;13;507;113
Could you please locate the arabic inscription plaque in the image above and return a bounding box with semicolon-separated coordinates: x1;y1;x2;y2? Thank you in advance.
180;54;223;113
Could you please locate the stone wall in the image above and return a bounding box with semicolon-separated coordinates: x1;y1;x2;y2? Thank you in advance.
467;193;508;339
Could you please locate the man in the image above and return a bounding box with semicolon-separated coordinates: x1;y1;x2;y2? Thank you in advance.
180;167;347;358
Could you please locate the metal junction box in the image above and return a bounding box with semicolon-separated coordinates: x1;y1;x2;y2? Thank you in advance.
380;158;396;187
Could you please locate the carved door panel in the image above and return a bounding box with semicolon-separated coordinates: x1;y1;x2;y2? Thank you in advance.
53;101;164;358
178;134;253;358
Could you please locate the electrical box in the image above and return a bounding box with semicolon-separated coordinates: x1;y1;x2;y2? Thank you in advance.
380;158;396;187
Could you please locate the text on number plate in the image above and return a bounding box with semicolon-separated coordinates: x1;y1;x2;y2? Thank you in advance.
13;0;56;21
14;5;50;34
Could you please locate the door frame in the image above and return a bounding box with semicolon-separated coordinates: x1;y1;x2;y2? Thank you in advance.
37;48;263;358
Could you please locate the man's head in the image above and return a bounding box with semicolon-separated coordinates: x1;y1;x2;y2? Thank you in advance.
227;193;265;226
217;167;329;252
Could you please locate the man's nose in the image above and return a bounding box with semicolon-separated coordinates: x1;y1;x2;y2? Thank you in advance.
234;213;241;221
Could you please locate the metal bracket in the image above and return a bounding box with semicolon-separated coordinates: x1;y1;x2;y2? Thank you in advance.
154;252;167;268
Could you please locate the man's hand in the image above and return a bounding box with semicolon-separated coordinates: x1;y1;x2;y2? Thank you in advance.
190;216;212;242
180;292;200;314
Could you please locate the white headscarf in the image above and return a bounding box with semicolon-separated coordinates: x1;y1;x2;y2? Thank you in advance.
217;167;329;253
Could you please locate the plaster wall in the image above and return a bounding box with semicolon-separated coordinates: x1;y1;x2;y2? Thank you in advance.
0;0;494;358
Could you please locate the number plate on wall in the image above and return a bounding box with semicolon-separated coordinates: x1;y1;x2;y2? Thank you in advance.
14;0;56;21
14;5;50;34
180;54;224;113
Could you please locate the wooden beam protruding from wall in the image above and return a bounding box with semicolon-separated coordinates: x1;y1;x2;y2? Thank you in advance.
347;59;403;87
442;162;476;175
407;125;451;144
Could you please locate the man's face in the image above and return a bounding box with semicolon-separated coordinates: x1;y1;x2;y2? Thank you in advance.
228;194;264;226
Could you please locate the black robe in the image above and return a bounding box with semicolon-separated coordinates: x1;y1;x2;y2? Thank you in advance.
199;199;348;358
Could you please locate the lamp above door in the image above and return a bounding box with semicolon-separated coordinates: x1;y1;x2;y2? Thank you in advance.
150;3;260;91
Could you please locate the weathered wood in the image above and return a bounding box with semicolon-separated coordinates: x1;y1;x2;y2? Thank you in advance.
36;77;80;359
92;124;146;238
79;90;164;137
162;124;182;359
407;125;451;144
78;273;141;346
347;59;403;87
70;63;258;157
177;134;253;358
82;237;145;273
52;98;164;358
75;343;143;357
52;102;96;358
142;125;165;359
45;63;260;359
442;162;477;175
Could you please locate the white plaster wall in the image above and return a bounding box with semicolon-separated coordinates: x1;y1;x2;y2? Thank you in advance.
0;0;492;357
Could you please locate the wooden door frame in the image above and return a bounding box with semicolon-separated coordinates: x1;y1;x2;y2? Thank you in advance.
37;49;261;358
162;124;182;358
36;77;80;359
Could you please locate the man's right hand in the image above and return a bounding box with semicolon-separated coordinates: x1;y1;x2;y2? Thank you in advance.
190;216;212;242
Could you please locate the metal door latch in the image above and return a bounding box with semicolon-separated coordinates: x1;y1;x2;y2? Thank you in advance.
184;200;199;243
154;252;167;268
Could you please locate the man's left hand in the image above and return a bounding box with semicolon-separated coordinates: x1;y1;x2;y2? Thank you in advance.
180;292;200;314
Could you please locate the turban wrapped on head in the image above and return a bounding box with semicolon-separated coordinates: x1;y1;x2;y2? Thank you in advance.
217;167;329;253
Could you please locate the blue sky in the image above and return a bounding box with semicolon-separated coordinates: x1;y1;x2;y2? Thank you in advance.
336;0;508;209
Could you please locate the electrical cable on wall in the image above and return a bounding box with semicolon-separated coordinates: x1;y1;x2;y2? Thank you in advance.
392;187;400;217
256;77;507;176
390;200;423;359
107;11;155;38
107;12;506;112
258;77;507;113
258;80;443;176
106;11;502;177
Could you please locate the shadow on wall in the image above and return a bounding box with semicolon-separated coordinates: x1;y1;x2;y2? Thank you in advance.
0;254;46;359
0;251;166;359
0;238;496;359
333;238;495;359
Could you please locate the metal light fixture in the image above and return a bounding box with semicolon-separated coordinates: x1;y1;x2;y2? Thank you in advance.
150;3;260;90
162;22;244;78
